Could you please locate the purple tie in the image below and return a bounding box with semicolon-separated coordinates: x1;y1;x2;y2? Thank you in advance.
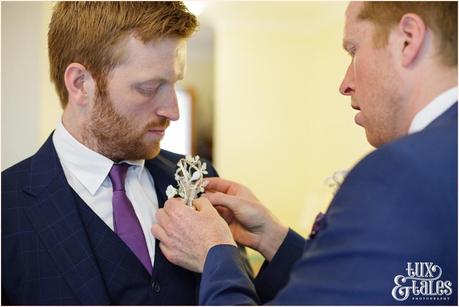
109;163;152;274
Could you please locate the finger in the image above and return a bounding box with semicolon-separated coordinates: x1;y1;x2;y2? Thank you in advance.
159;242;200;273
164;198;195;221
156;208;172;234
158;242;184;270
158;241;175;264
164;197;186;211
151;223;168;242
192;197;214;212
203;191;244;212
205;177;238;193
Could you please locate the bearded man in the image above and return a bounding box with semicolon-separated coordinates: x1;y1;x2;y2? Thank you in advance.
1;2;236;305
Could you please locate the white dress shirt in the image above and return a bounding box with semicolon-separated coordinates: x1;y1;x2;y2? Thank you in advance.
52;120;158;267
409;87;458;134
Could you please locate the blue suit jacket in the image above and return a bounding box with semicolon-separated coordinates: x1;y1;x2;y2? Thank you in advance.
199;104;458;305
2;134;221;305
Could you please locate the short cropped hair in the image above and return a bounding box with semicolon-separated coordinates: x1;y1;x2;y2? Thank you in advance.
358;1;457;67
48;1;198;108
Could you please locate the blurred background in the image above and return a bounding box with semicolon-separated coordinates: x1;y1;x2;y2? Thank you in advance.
1;1;372;271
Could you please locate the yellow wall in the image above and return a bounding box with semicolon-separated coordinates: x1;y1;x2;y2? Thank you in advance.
39;2;62;144
203;1;373;269
1;1;60;170
208;2;372;237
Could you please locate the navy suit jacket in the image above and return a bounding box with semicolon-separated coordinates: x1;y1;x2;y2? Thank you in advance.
199;104;458;305
2;134;221;305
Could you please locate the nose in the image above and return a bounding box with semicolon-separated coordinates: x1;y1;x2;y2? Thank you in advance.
157;88;180;121
339;65;355;96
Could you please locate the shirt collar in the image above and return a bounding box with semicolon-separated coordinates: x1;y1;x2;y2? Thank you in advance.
52;119;145;195
409;86;458;134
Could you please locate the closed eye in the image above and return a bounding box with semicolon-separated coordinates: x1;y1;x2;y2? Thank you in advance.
137;87;157;96
348;48;356;57
343;40;357;58
133;83;161;97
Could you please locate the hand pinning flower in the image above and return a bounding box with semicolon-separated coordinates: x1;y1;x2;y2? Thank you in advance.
166;155;209;206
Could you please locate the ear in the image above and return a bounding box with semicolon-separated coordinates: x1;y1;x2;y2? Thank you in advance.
398;13;426;67
63;63;95;106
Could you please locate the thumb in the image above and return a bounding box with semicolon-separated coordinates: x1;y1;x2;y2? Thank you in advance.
192;197;213;212
215;205;234;224
203;191;242;212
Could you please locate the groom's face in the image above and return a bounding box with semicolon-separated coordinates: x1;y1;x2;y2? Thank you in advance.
339;2;406;148
82;35;186;161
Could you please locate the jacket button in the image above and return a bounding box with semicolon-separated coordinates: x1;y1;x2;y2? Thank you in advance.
151;281;161;293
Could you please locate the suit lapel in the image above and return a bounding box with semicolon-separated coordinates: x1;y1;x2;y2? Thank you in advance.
23;134;110;305
145;153;177;209
145;152;198;286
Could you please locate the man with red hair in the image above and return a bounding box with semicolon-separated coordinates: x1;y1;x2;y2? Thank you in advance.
2;2;230;305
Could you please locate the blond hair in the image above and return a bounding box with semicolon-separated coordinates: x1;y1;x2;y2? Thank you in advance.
358;1;457;67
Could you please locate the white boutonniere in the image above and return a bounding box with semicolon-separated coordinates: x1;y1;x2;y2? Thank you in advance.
166;155;208;206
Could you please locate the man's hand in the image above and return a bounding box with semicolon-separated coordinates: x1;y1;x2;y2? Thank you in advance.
152;197;236;272
204;177;289;262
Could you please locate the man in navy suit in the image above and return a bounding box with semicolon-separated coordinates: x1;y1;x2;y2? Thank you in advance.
153;2;458;305
2;2;238;305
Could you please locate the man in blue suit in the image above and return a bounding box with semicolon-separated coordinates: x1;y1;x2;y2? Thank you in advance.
2;2;240;305
153;2;458;305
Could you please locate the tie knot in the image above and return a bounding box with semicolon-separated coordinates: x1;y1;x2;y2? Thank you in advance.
109;163;130;191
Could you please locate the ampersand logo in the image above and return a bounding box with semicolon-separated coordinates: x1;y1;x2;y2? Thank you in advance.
392;262;453;302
